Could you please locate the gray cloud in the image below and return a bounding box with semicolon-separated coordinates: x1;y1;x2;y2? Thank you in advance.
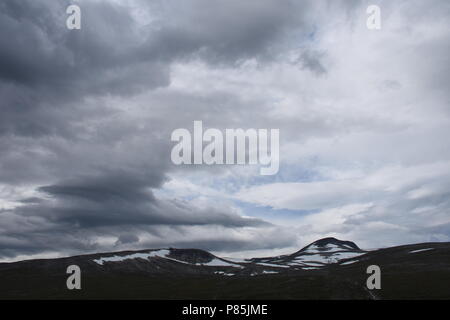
0;0;449;261
0;0;170;138
297;49;327;75
139;0;308;64
0;168;270;258
115;234;140;246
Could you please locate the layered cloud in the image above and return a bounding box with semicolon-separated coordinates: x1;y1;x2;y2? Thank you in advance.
0;0;449;261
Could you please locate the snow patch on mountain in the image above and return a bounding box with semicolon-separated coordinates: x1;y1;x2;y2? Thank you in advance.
93;250;172;265
409;248;434;254
254;262;290;268
93;249;244;269
201;258;243;268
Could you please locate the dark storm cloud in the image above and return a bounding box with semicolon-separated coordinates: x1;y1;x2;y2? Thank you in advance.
0;0;315;260
6;0;439;260
0;168;269;259
29;170;268;228
0;0;310;101
0;0;311;131
0;0;168;92
30;173;265;228
0;0;169;137
139;0;308;64
0;0;319;137
38;170;161;203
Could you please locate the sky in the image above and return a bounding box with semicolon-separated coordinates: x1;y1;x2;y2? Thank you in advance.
0;0;449;262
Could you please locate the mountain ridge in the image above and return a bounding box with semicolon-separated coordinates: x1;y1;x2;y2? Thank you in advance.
0;237;361;266
1;238;449;299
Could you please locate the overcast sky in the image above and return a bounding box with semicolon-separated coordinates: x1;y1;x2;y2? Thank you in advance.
0;0;449;262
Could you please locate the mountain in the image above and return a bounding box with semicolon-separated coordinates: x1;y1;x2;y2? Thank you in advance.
1;238;449;299
249;237;365;269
